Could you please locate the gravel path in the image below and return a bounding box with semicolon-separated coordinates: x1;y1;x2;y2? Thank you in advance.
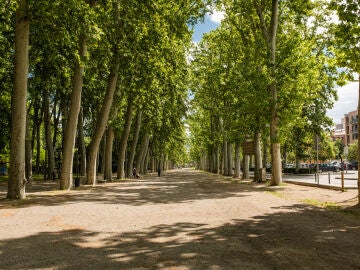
1;169;360;269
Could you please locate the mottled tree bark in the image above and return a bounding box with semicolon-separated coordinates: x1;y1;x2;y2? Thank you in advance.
104;127;114;181
242;155;250;180
254;132;262;182
214;144;219;174
139;135;150;174
86;59;119;185
127;110;142;176
44;89;55;180
8;0;29;199
253;0;281;184
233;142;241;178
60;33;87;190
136;133;148;173
99;136;106;176
222;140;228;176
117;101;133;179
25;111;33;183
227;142;232;176
77;107;86;177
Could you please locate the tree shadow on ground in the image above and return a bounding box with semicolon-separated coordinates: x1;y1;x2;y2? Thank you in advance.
0;170;273;209
1;205;360;269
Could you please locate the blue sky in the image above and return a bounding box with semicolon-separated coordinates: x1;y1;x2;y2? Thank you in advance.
191;11;224;42
190;11;358;125
191;17;219;42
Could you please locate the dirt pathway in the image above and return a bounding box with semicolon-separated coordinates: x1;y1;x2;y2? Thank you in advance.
0;169;360;269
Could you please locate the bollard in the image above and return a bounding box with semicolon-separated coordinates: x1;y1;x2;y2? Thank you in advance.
314;173;319;184
341;171;344;192
328;172;330;184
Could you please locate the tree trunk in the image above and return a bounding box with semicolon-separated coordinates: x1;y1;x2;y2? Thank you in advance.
254;0;281;184
206;149;214;172
53;98;61;172
25;111;32;183
254;132;262;182
32;99;42;174
44;89;55;180
207;151;211;172
214;144;219;174
152;156;157;173
136;132;148;173
268;0;281;185
99;135;106;175
234;142;241;178
60;33;87;190
222;140;228;175
270;137;282;184
8;0;29;199
263;135;268;169
59;100;68;180
242;155;250;180
86;60;119;185
117;101;134;179
52;96;60;150
77;107;86;177
104;127;114;181
139;135;150;174
127;110;142;176
210;147;215;173
227;142;232;176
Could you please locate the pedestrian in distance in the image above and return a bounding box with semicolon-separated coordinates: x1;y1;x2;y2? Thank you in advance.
132;167;140;179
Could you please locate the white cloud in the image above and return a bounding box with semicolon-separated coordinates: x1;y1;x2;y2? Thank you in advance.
327;81;359;124
208;10;225;24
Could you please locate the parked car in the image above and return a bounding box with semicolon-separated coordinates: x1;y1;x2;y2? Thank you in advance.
319;163;340;172
348;161;358;170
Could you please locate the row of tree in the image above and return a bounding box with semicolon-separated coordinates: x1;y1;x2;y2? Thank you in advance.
188;0;360;203
2;0;210;199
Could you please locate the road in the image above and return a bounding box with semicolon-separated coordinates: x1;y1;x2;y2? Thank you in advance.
281;170;358;189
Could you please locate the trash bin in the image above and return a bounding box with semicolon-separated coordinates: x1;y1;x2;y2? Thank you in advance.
74;177;80;187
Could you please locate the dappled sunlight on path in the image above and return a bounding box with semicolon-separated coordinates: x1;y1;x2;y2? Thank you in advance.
1;169;360;269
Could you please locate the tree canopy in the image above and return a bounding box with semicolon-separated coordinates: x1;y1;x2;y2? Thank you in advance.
1;0;359;201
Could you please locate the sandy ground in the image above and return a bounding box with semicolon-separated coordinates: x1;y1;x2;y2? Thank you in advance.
0;169;360;270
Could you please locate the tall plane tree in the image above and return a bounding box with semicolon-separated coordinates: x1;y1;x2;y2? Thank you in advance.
330;0;360;204
8;0;29;199
60;1;96;190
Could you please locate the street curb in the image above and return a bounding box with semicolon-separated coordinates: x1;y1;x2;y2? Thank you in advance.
283;180;358;190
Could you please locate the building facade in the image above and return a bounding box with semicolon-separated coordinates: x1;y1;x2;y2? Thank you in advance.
344;109;358;145
331;122;346;144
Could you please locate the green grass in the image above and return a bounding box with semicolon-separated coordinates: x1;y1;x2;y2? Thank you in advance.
265;190;285;198
302;199;360;219
265;181;287;187
302;199;340;209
